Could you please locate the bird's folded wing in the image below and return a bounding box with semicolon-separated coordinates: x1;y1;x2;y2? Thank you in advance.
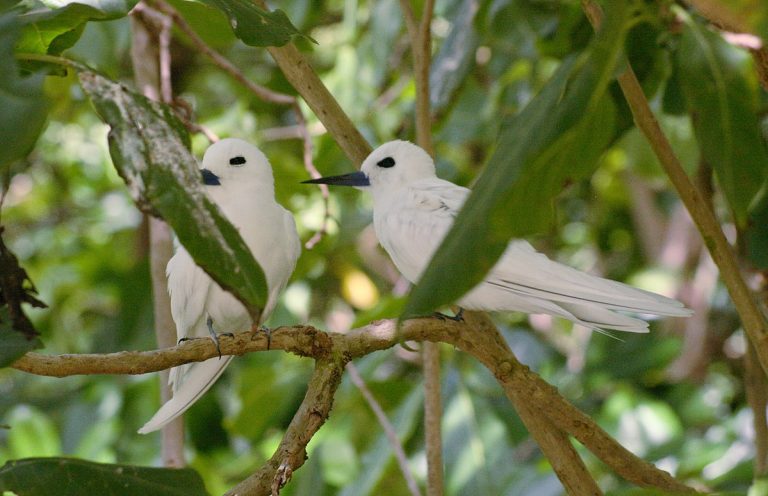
377;180;469;282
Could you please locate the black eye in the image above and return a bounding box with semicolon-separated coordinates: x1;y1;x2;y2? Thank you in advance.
229;156;246;166
377;157;395;168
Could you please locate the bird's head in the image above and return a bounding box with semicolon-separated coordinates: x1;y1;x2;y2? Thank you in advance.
199;138;274;187
303;140;435;195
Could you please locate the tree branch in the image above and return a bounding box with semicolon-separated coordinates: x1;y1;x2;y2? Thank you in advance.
12;315;699;494
252;0;371;165
225;357;346;496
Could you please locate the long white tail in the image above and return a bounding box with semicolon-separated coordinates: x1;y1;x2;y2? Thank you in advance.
137;356;233;434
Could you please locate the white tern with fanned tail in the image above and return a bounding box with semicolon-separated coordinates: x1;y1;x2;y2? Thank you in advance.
304;140;690;332
139;138;300;434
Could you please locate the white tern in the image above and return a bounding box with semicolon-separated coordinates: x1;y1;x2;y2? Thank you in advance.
305;140;691;331
139;138;301;434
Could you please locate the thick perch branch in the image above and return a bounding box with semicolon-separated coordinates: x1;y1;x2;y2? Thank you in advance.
12;316;699;494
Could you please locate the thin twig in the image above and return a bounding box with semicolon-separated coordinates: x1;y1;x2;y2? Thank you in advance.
158;12;173;104
397;1;442;493
346;363;422;496
293;102;330;249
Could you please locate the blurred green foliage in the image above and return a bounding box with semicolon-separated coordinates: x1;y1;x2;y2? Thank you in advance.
1;0;767;495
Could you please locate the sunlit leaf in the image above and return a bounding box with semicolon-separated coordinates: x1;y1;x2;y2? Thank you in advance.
675;15;768;227
78;70;268;319
17;0;138;55
0;458;208;496
0;14;48;170
402;1;630;319
198;0;312;47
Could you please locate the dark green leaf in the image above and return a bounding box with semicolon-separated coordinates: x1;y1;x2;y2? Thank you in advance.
0;457;209;496
0;13;48;170
198;0;312;47
401;1;630;319
0;308;43;368
17;0;138;55
746;190;768;269
78;70;268;320
675;16;768;227
429;0;479;114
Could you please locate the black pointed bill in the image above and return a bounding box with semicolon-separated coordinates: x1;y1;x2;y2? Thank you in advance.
302;170;370;187
201;168;221;185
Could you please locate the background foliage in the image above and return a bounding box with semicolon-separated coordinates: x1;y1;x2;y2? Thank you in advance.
1;0;767;494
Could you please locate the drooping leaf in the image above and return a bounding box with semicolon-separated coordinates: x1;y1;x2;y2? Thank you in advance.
0;457;209;496
198;0;312;47
675;15;768;227
17;0;138;55
0;14;48;170
78;70;268;320
401;1;630;319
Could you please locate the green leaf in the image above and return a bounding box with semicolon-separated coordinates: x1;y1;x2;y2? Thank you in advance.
78;70;268;319
429;0;479;114
745;190;768;269
0;309;43;368
0;457;208;496
198;0;312;47
17;0;138;55
675;15;768;227
0;14;48;170
401;0;630;319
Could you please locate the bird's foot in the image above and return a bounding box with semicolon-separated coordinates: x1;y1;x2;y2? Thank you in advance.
261;326;272;350
433;307;464;322
206;315;234;360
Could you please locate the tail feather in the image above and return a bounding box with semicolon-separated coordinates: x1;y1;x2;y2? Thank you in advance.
559;302;650;333
138;356;233;434
494;242;692;319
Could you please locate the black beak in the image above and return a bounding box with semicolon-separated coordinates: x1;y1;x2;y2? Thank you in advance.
201;168;221;185
302;170;370;187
